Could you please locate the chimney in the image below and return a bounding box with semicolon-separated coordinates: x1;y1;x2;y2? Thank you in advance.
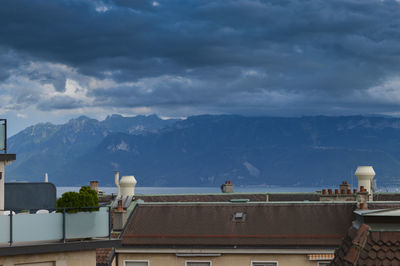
44;173;48;183
221;180;234;193
339;181;350;192
113;199;127;231
90;180;99;193
357;188;369;209
355;166;375;201
115;171;121;197
117;199;123;212
119;175;137;197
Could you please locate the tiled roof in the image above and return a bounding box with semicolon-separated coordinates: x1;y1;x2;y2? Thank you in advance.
122;202;355;247
331;224;400;265
96;248;114;266
373;193;400;201
135;193;319;202
100;191;400;205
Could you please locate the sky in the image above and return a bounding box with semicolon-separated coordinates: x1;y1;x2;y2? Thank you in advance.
1;0;400;135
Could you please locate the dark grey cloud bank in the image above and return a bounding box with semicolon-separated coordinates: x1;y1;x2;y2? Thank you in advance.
1;0;400;117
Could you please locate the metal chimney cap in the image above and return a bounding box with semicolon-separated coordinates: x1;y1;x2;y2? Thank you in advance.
119;175;137;186
355;166;376;176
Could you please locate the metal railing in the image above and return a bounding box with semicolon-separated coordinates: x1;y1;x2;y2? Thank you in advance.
0;206;111;246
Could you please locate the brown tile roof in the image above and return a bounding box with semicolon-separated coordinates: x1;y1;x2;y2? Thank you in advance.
96;248;114;266
373;193;400;201
331;224;400;265
368;202;400;210
135;193;319;202
121;202;355;247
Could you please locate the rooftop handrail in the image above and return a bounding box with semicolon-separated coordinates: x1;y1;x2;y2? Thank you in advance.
0;206;111;246
0;205;104;213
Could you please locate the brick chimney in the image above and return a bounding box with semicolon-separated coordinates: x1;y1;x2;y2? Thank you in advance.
113;199;128;231
319;181;356;202
221;180;234;193
90;180;99;193
339;181;350;192
357;186;369;209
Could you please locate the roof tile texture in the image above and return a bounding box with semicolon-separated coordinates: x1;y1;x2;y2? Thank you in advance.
122;203;355;247
331;225;400;265
96;248;113;265
135;193;320;202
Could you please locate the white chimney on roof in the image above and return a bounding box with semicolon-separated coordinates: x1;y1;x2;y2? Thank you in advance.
355;166;375;201
119;175;137;197
45;173;48;183
115;171;121;197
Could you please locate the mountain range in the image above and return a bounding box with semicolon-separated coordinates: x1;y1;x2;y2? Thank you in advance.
6;114;400;187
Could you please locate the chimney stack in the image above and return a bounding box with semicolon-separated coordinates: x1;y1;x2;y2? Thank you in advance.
113;199;127;231
339;181;350;192
357;188;369;209
119;175;137;197
221;180;234;193
90;180;99;193
115;171;121;197
117;199;123;212
355;166;375;201
44;173;48;183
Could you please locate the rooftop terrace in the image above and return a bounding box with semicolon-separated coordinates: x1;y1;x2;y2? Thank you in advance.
0;206;111;247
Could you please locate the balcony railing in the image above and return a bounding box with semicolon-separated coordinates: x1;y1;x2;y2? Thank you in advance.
0;206;111;246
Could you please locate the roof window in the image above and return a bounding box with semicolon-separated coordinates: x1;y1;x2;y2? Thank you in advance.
233;212;246;222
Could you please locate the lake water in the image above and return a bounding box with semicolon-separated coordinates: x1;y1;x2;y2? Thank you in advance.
57;185;400;197
56;186;330;197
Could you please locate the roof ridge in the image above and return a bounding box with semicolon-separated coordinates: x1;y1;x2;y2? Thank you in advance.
135;201;357;206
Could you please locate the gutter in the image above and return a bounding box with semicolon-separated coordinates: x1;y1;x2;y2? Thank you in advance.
115;247;336;255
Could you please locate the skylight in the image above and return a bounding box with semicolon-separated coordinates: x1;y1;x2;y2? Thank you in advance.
233;212;246;222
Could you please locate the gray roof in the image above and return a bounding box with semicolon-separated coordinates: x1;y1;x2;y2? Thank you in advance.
122;202;356;248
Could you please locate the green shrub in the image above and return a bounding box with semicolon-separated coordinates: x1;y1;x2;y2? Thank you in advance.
56;186;99;213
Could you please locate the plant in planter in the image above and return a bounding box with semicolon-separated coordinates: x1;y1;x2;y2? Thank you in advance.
56;186;99;213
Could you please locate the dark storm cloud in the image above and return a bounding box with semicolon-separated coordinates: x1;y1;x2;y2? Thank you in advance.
37;96;83;111
1;0;400;115
0;47;26;81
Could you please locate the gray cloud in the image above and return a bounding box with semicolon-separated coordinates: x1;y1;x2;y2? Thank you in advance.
37;96;83;111
1;0;400;117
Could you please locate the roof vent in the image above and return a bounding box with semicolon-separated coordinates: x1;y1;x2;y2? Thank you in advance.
232;212;246;222
120;175;137;197
230;199;250;203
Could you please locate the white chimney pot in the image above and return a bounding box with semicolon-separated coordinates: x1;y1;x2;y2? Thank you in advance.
355;166;375;200
119;175;137;197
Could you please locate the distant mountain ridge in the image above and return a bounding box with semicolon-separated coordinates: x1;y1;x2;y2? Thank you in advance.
7;114;400;187
7;114;178;184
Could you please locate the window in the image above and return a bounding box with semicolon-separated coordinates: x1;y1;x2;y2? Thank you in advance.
252;262;278;266
125;261;149;266
186;261;211;266
232;212;246;222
